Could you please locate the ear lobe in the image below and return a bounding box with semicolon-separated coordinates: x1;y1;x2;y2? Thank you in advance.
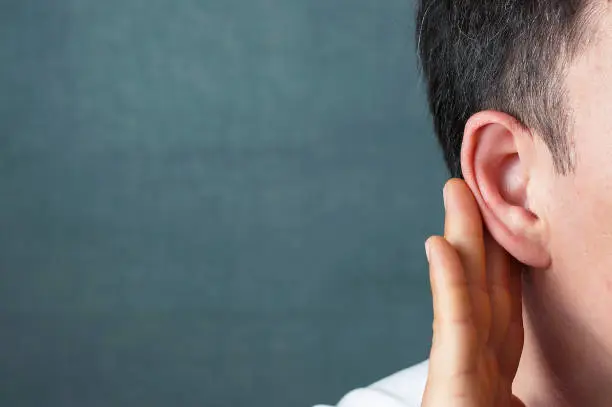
461;111;551;269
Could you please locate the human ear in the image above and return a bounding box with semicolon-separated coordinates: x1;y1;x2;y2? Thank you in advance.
460;110;551;268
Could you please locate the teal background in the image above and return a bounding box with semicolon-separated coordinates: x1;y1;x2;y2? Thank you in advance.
0;1;448;406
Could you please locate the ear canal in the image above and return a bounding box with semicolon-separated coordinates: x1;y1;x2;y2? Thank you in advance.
499;153;528;209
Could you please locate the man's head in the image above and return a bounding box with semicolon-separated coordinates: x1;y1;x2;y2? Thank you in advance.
416;0;599;178
417;1;612;402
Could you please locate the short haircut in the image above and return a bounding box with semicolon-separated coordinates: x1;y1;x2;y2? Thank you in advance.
415;1;600;178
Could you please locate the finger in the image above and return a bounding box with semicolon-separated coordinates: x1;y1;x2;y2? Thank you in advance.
498;256;524;380
427;236;478;377
511;395;527;407
443;178;486;289
485;229;513;352
443;179;490;343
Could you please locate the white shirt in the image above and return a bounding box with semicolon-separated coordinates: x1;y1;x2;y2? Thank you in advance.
314;360;429;407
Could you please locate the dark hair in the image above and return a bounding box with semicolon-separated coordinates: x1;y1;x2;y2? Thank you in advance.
415;1;599;178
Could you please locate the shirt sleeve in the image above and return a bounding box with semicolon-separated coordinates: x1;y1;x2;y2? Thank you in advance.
313;387;410;407
312;360;428;407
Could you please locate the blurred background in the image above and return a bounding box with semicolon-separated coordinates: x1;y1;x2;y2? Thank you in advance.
0;1;449;406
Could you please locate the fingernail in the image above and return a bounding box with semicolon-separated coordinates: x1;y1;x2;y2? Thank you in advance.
443;184;448;210
425;239;431;262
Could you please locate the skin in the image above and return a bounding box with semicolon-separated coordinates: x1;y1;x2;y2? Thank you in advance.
421;3;612;406
421;179;525;407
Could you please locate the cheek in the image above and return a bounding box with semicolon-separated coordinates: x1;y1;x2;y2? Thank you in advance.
548;179;612;272
544;171;612;327
546;123;612;277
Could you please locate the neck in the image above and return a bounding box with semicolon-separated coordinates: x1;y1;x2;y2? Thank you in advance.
513;272;612;407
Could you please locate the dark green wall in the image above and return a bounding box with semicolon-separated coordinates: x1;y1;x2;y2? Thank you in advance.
0;1;448;406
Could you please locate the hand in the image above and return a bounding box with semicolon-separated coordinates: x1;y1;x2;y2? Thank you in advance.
421;179;526;407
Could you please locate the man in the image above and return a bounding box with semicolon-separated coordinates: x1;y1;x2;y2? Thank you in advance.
316;1;612;406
